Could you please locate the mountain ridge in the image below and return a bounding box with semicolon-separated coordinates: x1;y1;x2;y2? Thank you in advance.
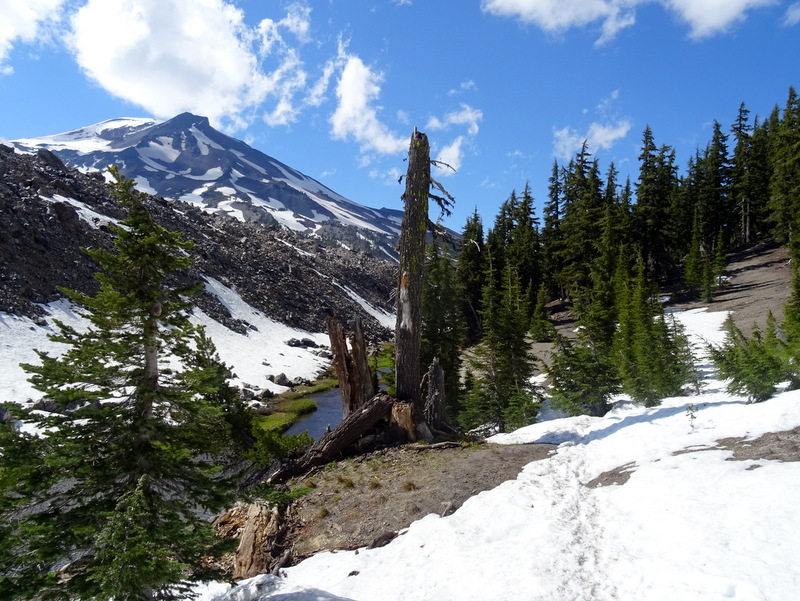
10;113;403;259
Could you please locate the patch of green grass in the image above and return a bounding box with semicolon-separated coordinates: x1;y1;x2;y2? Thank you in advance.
372;342;395;370
255;396;319;433
256;412;295;432
281;397;317;416
274;378;338;403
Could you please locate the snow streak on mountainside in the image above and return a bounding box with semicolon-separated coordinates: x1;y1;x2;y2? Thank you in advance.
11;113;403;258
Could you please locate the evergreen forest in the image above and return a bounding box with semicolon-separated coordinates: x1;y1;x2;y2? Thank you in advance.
422;86;800;430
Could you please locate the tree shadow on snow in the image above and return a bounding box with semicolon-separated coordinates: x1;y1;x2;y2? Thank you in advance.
582;398;749;444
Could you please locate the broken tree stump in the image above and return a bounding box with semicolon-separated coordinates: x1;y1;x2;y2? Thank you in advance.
326;316;375;418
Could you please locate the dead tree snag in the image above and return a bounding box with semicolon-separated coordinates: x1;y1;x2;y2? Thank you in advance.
326;316;375;418
395;129;430;422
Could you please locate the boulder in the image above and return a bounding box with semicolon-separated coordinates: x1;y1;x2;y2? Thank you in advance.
273;373;291;387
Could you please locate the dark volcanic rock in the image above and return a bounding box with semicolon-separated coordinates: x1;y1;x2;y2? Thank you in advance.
0;146;395;341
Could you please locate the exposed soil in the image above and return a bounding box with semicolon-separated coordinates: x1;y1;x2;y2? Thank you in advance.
230;239;799;572
670;238;793;334
284;442;557;560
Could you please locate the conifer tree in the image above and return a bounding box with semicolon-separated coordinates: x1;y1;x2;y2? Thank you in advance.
767;87;800;244
542;159;565;299
421;240;466;421
461;259;538;432
530;283;556;342
0;168;246;600
708;314;786;403
456;209;486;343
684;210;704;297
632;127;678;282
614;259;695;406
507;181;541;318
548;334;619;417
558;146;605;297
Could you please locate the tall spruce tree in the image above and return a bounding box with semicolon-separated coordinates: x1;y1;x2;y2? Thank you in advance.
0;168;246;600
632;127;678;282
768;87;800;245
614;259;695;406
542;159;565;299
461;259;538;432
456;209;486;343
421;240;466;421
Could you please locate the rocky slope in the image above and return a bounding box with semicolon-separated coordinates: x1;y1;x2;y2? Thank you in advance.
10;113;404;259
0;144;395;341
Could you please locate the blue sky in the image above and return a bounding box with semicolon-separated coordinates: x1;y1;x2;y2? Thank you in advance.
1;0;798;231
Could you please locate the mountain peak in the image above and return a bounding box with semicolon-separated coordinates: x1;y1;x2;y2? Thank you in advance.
11;114;403;259
164;112;210;129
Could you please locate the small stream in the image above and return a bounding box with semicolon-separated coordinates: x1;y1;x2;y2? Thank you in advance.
283;387;344;440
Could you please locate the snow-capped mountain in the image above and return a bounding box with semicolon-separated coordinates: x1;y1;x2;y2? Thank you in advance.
11;113;403;258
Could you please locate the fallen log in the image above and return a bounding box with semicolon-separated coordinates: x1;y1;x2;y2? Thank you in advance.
268;392;395;484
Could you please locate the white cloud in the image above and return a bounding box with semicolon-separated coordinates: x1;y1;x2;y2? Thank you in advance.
482;0;777;42
425;104;483;176
67;0;311;130
553;120;631;160
447;80;477;96
0;0;66;75
329;53;407;155
435;136;465;173
482;0;617;31
665;0;777;39
425;104;483;136
785;2;800;25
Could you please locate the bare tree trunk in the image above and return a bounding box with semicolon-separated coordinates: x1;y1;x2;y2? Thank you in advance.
349;318;375;411
326;316;375;418
421;357;446;431
395;129;430;422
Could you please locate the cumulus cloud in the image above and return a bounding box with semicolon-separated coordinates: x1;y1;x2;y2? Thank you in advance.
482;0;618;32
665;0;777;39
426;104;483;136
785;2;800;25
425;104;483;176
435;136;465;172
553;90;630;159
553;120;631;160
67;0;310;130
482;0;777;42
329;53;407;155
0;0;66;75
447;80;476;96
